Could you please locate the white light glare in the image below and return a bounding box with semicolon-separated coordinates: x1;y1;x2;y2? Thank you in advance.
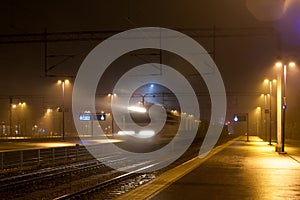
128;106;147;113
117;131;135;135
138;130;155;138
117;130;155;138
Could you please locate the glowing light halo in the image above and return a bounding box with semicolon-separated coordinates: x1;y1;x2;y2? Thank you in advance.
112;63;198;140
72;27;227;172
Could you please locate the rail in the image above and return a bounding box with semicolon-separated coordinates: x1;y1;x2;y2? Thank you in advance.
54;163;158;200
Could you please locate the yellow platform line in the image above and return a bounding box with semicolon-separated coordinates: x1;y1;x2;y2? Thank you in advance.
115;136;243;200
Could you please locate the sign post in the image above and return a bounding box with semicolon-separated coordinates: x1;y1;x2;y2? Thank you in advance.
233;113;249;142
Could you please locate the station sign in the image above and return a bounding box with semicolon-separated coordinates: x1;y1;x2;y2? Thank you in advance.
233;114;247;122
97;114;106;121
79;113;106;121
79;114;92;121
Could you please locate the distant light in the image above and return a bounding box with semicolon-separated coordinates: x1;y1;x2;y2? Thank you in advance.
58;79;69;84
47;108;52;113
289;62;296;68
283;105;286;110
128;106;147;113
12;104;17;109
233;116;238;122
18;102;26;107
225;120;231;125
108;93;117;97
275;62;282;68
150;84;154;88
97;114;106;121
137;130;155;138
264;79;269;84
118;131;135;136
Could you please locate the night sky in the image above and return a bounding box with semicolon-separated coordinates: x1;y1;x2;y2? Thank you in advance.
1;0;300;136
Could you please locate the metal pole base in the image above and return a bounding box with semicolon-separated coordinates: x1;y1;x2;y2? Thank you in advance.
275;144;286;154
275;144;281;152
279;151;287;154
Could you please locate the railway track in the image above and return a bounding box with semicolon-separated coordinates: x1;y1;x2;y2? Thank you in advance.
0;131;238;199
0;152;161;200
0;159;100;191
52;134;239;200
0;154;130;199
54;163;159;200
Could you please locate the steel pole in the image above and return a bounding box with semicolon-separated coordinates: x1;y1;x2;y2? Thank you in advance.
281;65;287;153
269;82;272;145
62;81;65;140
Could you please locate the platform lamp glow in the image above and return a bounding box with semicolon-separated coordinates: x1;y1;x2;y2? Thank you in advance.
58;79;69;140
275;61;295;153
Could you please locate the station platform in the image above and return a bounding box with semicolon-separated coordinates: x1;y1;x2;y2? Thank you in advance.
0;136;122;152
116;136;300;200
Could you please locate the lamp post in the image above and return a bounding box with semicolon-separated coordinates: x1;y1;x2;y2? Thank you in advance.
275;61;295;153
108;93;116;134
9;97;13;137
11;103;17;136
19;102;26;136
264;79;276;145
58;79;69;140
261;93;268;140
255;106;262;137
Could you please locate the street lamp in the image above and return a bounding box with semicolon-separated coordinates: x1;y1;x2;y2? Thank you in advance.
108;93;117;134
275;61;296;153
57;79;69;140
19;102;26;136
11;103;17;136
261;93;268;140
10;102;26;137
255;106;262;137
264;79;276;145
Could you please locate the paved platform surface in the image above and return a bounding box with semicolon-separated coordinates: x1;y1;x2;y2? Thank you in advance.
117;136;300;200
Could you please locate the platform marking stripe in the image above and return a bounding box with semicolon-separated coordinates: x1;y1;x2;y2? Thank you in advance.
115;136;244;200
